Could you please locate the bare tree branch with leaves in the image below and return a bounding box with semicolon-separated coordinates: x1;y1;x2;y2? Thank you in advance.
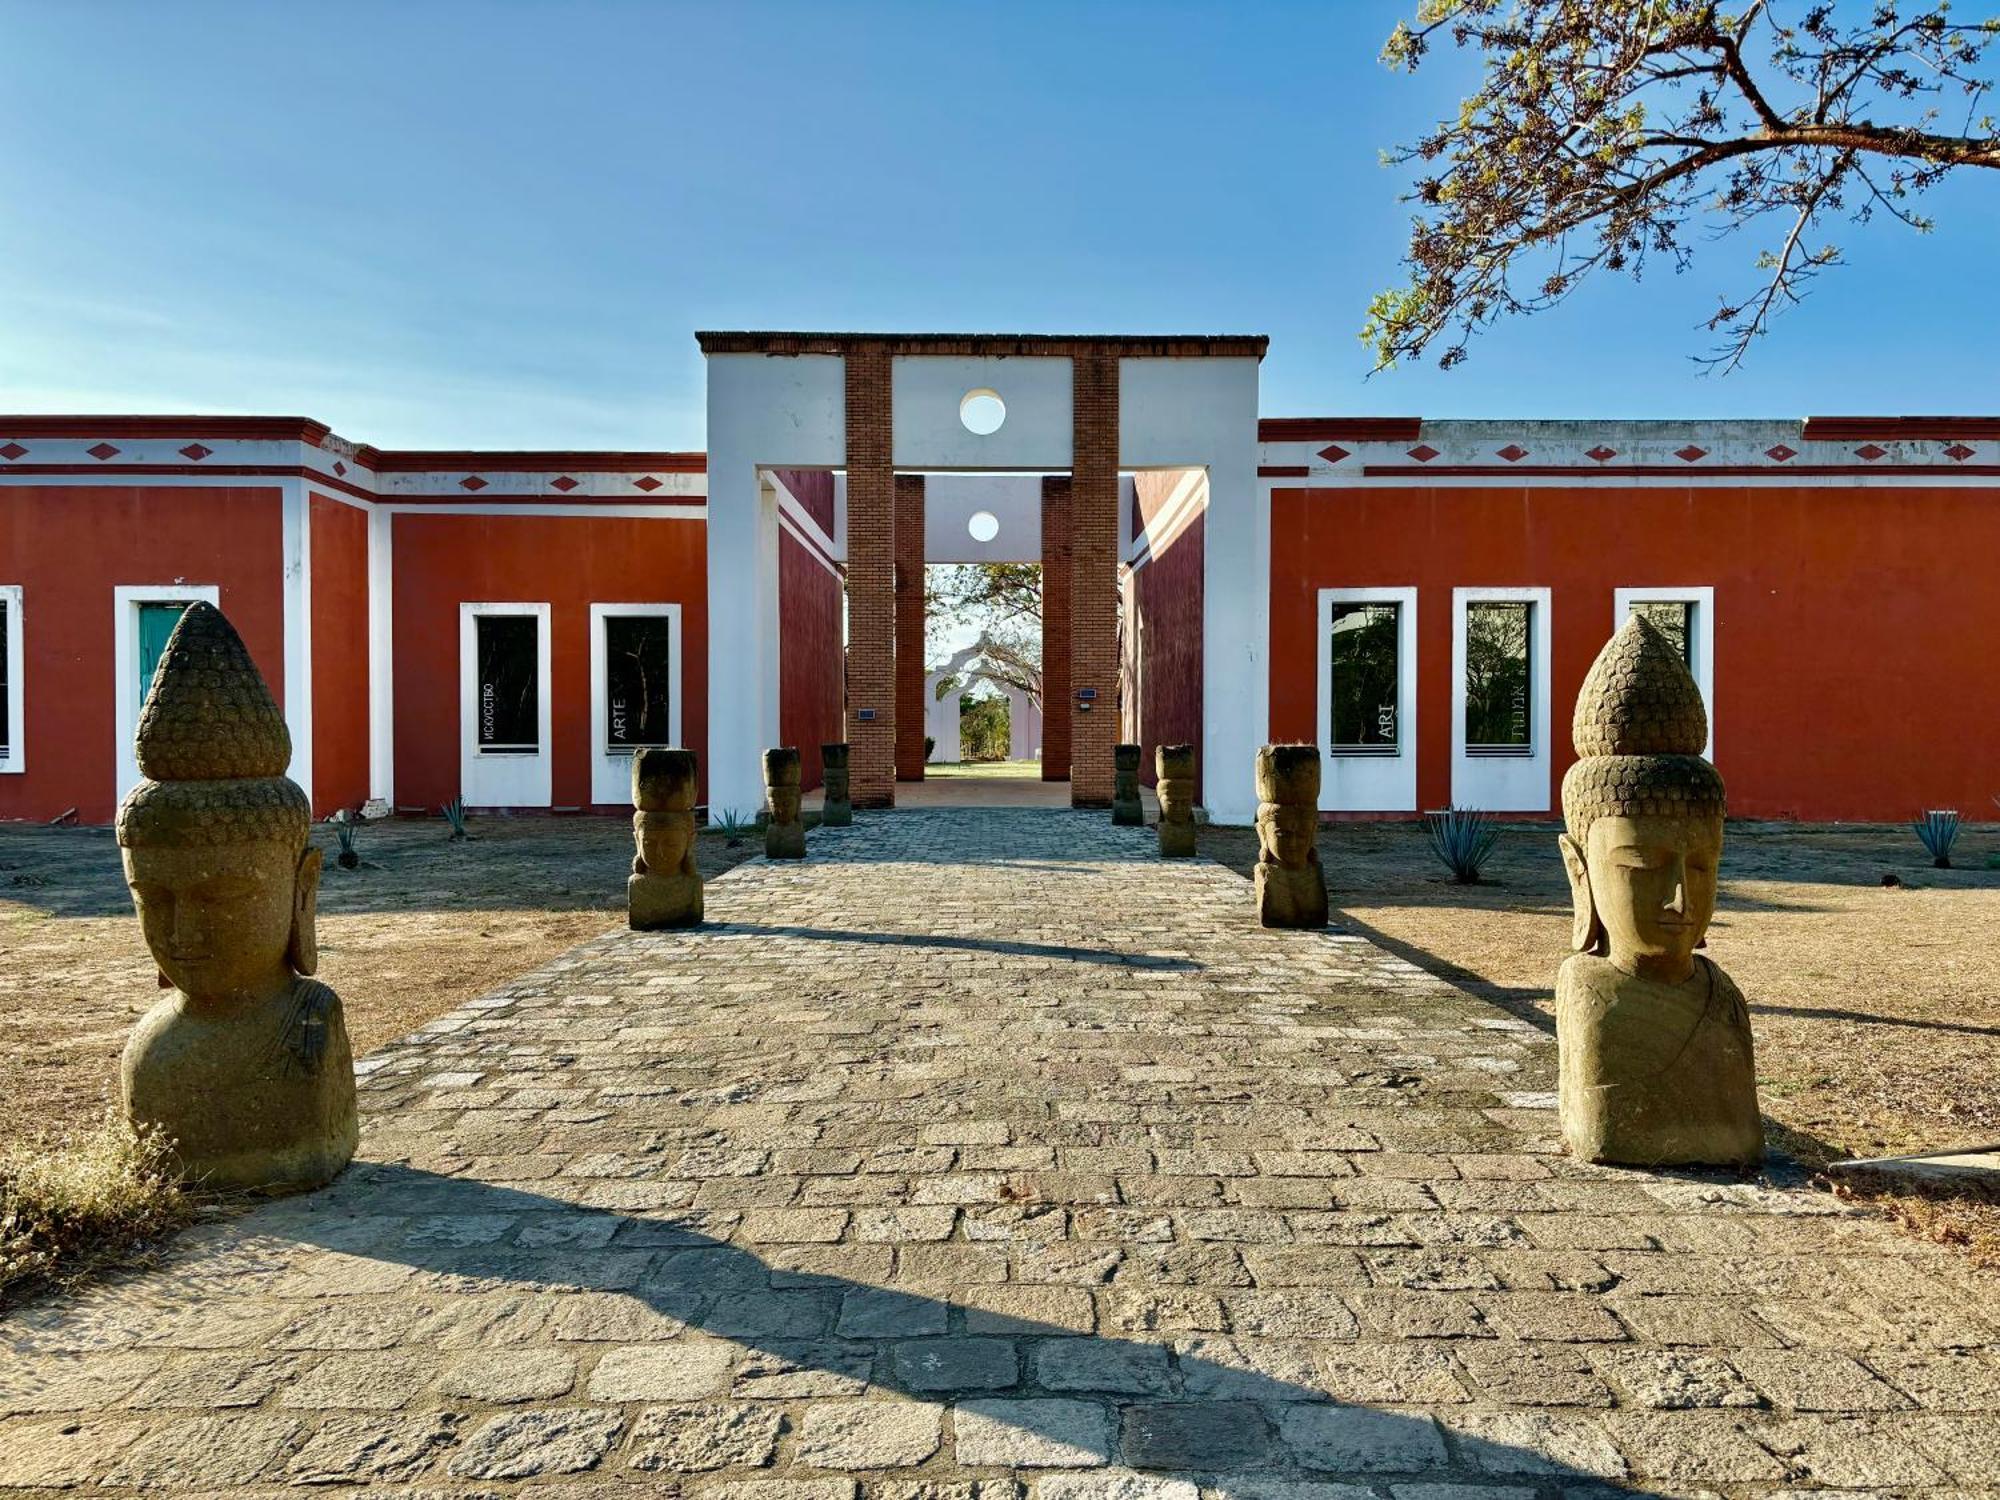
1368;1;1999;372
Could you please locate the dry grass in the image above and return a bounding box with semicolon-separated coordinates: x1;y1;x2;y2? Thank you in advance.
1201;817;2000;1266
0;814;761;1152
0;1115;191;1308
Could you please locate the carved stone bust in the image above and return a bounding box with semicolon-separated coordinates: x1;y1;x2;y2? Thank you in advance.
1254;744;1327;928
115;602;357;1193
764;747;806;859
1112;744;1144;826
820;743;852;827
1156;744;1197;858
1556;614;1762;1168
629;747;702;929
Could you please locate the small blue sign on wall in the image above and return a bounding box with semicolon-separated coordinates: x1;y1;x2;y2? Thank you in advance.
1077;688;1097;701
856;708;877;721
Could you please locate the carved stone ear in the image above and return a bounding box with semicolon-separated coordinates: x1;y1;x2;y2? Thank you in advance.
288;846;324;976
1557;833;1602;955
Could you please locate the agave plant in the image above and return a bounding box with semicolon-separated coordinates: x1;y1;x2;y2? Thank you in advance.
440;797;470;841
715;808;748;848
1423;806;1500;884
329;809;360;869
1912;809;1960;869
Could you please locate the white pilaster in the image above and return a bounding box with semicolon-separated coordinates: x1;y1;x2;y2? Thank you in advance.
703;353;845;819
365;506;395;814
281;478;314;806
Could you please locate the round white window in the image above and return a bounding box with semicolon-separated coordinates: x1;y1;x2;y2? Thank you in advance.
967;510;1000;543
959;388;1006;436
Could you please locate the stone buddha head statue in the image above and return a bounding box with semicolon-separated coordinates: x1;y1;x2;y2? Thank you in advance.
1558;614;1724;983
116;603;321;1007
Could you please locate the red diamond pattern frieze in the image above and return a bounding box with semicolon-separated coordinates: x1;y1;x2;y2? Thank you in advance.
550;475;580;492
1406;444;1440;463
1855;444;1888;462
1674;445;1707;463
459;475;488;491
0;442;25;461
88;442;120;461
1765;444;1797;462
1944;442;1976;462
1586;446;1618;463
633;476;663;492
333;460;347;476
1317;444;1351;464
179;443;213;461
1496;444;1528;463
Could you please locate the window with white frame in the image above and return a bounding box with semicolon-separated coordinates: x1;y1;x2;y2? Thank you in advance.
601;613;673;754
1463;598;1537;756
1615;586;1715;756
1450;586;1552;813
588;604;683;805
1328;601;1403;756
1318;586;1419;813
0;586;21;773
474;613;542;756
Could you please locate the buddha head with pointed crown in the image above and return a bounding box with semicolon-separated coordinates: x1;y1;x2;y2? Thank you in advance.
1558;614;1725;983
115;602;321;1005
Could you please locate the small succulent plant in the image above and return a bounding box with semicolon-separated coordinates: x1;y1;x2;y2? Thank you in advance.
1423;806;1500;884
1912;809;1960;869
440;798;470;840
329;809;360;869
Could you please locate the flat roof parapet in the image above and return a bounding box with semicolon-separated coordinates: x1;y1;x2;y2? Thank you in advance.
695;331;1269;360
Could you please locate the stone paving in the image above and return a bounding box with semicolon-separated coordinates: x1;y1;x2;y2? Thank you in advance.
4;808;1999;1496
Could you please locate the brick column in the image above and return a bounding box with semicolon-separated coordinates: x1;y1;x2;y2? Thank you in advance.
894;475;927;780
844;345;896;807
1068;353;1120;805
1039;477;1072;781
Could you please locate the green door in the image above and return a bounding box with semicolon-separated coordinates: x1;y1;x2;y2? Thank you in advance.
137;602;190;710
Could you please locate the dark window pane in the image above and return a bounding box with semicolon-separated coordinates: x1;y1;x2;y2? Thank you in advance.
1630;599;1694;667
1465;600;1533;753
604;615;672;753
476;614;539;753
0;601;9;755
1329;602;1400;754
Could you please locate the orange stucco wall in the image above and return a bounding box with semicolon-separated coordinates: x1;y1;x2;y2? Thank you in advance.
308;493;370;816
1270;483;2000;821
0;484;286;824
389;511;709;811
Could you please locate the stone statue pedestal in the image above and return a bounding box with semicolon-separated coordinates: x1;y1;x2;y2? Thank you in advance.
1557;955;1761;1167
1112;744;1144;826
629;749;703;929
764;748;806;859
1254;745;1327;929
1156;744;1197;858
123;978;356;1193
820;743;852;827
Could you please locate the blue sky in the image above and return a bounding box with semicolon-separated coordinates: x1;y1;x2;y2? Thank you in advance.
2;0;1994;449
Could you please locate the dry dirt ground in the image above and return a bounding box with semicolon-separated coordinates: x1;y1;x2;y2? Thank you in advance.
0;816;761;1151
1203;818;2000;1259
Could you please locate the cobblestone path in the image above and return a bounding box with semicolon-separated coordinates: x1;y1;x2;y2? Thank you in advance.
5;810;1998;1496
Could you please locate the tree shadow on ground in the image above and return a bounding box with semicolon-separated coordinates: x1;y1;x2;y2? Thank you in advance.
710;923;1199;971
221;1162;1645;1488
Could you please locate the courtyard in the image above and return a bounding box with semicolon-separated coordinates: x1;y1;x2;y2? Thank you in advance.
3;809;1999;1490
